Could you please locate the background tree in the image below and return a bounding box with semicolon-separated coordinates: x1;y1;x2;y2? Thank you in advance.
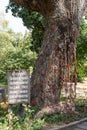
0;15;37;86
77;19;87;81
8;0;87;115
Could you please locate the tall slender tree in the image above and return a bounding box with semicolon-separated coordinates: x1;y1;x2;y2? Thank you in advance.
10;0;87;115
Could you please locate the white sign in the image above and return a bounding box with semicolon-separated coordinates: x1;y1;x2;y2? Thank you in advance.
8;70;30;104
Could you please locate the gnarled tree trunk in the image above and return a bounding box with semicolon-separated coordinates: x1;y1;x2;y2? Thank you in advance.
10;0;87;113
30;0;86;108
31;16;78;108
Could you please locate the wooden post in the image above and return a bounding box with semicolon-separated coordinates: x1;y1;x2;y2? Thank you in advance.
17;104;24;116
8;105;13;128
7;70;31;128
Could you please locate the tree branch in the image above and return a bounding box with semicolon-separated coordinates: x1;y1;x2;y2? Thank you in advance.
10;0;55;17
10;0;46;15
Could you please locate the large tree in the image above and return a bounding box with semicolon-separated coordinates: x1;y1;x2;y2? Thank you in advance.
7;4;87;82
10;0;87;115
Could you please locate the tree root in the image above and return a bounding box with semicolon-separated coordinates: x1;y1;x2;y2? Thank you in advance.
34;106;61;119
34;102;76;118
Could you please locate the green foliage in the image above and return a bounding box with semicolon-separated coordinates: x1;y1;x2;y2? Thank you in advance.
62;113;81;124
75;98;87;105
77;19;87;81
4;33;37;70
0;105;44;130
44;113;63;124
0;24;37;85
0;103;87;130
7;2;46;53
75;98;87;113
0;104;8;130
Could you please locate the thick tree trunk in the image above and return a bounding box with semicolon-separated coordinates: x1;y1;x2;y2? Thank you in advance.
31;17;78;108
30;1;80;109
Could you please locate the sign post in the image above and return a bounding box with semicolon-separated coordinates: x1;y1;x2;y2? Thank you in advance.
7;70;30;127
8;70;30;104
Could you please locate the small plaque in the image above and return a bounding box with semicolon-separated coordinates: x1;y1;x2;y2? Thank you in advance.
8;70;30;104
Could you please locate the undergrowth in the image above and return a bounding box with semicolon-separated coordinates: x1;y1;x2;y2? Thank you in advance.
0;99;87;130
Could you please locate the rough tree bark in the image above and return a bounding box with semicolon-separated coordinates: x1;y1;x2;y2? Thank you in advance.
10;0;87;114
